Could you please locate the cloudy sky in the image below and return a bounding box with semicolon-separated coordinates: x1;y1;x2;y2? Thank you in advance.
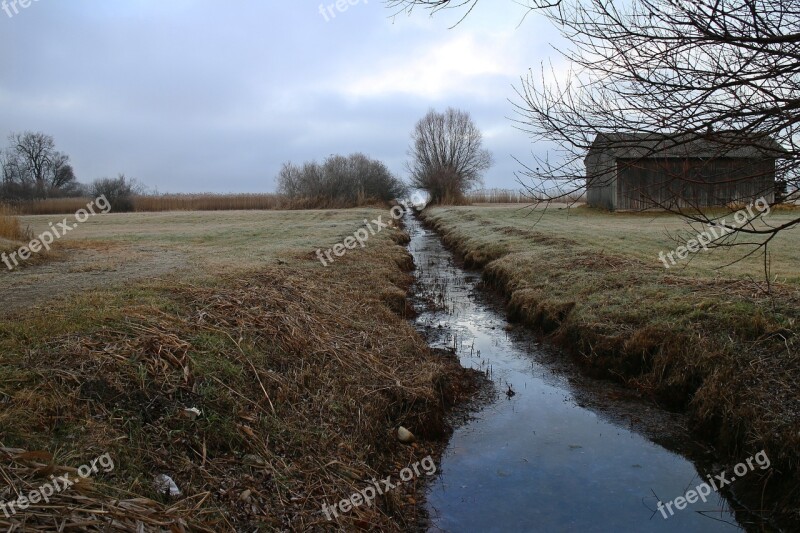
0;1;565;193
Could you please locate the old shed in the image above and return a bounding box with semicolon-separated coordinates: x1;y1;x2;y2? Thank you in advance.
585;132;784;210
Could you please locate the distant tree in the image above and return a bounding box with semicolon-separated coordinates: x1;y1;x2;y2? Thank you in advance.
91;174;141;212
276;162;302;199
277;153;406;207
55;179;89;198
0;132;78;198
48;152;77;190
407;108;492;204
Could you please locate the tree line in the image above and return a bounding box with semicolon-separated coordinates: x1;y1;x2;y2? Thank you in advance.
277;153;406;208
277;108;493;205
4;109;495;210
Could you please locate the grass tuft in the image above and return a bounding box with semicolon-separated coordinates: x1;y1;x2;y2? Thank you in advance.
0;205;30;242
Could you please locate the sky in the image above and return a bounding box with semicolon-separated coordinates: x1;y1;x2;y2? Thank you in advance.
0;1;566;194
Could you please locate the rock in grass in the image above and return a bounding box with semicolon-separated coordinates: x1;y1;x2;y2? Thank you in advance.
397;426;415;444
154;474;181;497
243;454;267;467
181;407;202;420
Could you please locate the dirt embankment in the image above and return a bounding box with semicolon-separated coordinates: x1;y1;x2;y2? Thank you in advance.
0;225;481;531
419;208;800;528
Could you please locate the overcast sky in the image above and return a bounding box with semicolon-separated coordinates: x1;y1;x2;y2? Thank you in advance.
0;1;565;193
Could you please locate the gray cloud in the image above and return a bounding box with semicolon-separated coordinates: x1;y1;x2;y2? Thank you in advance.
0;1;563;193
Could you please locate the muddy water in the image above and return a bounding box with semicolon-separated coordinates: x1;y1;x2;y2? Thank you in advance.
405;213;751;533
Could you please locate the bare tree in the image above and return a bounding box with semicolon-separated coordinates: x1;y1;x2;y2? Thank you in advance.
1;131;77;198
277;153;406;207
48;151;77;190
90;174;142;212
407;108;493;204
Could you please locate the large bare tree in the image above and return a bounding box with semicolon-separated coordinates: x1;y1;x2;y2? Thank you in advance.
1;131;77;198
388;0;800;263
408;108;493;204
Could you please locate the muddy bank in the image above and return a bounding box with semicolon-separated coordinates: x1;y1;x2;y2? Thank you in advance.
418;207;800;530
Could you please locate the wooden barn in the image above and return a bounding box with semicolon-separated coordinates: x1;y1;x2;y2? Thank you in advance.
585;132;784;211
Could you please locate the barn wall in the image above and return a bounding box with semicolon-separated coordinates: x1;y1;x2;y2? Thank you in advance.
586;151;617;209
615;157;776;210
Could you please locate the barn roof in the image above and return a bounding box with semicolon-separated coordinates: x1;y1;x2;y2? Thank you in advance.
586;132;786;160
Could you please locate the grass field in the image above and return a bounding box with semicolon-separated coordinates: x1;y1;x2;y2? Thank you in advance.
421;203;800;524
1;209;406;314
0;208;478;531
433;204;800;282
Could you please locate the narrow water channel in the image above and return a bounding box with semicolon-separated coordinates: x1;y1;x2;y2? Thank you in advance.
405;212;751;533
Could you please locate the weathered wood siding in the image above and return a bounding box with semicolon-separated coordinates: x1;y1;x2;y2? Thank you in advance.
585;151;617;210
615;158;776;210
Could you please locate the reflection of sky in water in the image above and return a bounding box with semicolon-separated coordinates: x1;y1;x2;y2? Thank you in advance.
408;220;737;532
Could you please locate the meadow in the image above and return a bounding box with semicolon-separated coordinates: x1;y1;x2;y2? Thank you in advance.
431;203;800;282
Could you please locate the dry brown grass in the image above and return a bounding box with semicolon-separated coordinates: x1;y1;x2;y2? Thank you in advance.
468;189;587;204
0;446;215;532
9;194;396;215
0;205;30;242
468;189;529;204
0;217;480;531
133;193;285;212
10;194;286;215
